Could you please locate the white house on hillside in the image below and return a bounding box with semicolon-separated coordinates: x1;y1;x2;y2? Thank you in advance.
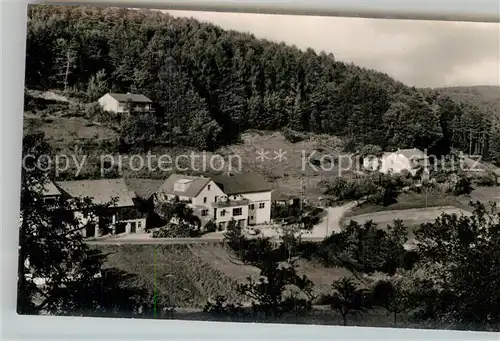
155;172;273;231
97;92;154;115
363;148;429;179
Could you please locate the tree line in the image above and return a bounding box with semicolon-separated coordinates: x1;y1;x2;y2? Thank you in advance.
25;5;500;161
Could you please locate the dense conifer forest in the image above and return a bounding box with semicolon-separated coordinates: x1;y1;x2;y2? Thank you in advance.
24;5;500;160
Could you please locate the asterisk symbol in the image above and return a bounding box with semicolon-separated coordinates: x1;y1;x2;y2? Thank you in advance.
256;148;270;162
273;149;287;162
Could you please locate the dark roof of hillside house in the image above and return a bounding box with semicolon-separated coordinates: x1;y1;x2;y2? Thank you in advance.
271;190;296;202
212;172;272;195
107;93;153;103
125;178;164;200
158;174;211;198
56;178;135;207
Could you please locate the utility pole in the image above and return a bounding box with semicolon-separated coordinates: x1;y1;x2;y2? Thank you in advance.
300;177;304;212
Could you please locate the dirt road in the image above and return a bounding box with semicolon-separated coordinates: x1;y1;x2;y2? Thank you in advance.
309;201;358;238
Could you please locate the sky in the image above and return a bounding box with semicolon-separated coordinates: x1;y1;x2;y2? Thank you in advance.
166;10;500;88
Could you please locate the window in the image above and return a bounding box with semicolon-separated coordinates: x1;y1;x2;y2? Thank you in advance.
44;198;56;205
201;210;209;216
233;208;242;216
250;216;254;220
249;204;255;210
215;196;218;202
259;203;265;209
208;184;211;190
138;221;142;228
203;197;207;204
221;210;226;217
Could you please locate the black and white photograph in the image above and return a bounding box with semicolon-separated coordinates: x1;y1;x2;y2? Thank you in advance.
19;4;500;332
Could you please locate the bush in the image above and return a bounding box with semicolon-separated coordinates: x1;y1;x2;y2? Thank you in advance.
203;219;217;233
84;102;105;120
281;127;305;143
203;295;244;318
475;173;496;187
61;102;86;118
152;223;199;238
452;175;473;196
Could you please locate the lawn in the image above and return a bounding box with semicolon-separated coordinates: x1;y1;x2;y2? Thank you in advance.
23;114;118;151
218;130;355;200
94;243;358;309
95;243;247;308
344;192;473;219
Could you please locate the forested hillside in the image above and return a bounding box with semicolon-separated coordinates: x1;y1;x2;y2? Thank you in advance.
25;5;500;161
437;86;500;119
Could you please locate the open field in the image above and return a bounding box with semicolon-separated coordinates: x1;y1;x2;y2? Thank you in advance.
344;192;474;219
96;243;248;308
469;186;500;205
218;130;355;199
24;114;118;148
94;243;357;308
345;206;472;231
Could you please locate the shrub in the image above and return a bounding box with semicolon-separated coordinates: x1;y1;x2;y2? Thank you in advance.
475;173;496;187
84;102;105;120
152;223;196;238
452;175;473;196
203;295;244;318
203;219;217;233
281;127;305;143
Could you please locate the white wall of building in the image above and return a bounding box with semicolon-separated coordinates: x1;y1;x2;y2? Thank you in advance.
192;180;225;208
380;153;412;174
214;204;249;230
241;191;272;225
97;94;119;113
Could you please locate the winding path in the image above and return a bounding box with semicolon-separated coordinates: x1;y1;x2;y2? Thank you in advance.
306;201;358;238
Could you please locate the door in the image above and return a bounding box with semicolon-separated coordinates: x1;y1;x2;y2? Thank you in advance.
130;222;137;233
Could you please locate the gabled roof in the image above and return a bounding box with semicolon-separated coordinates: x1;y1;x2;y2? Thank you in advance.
212;172;272;195
56;178;135;207
158;174;211;198
107;93;153;103
396;148;427;160
125;178;164;200
271;189;296;201
42;180;61;196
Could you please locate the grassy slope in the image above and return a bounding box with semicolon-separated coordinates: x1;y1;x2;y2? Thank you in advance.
95;243;355;308
95;244;435;328
344;192;473;219
97;243;248;308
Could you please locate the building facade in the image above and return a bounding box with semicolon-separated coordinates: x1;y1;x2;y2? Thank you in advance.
54;178;146;238
363;148;429;179
156;172;273;231
97;93;154;115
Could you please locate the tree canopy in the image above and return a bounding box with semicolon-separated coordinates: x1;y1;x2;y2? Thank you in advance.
25;5;500;158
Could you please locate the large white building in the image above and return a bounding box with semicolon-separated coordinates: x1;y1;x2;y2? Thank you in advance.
363;148;430;179
155;172;273;231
